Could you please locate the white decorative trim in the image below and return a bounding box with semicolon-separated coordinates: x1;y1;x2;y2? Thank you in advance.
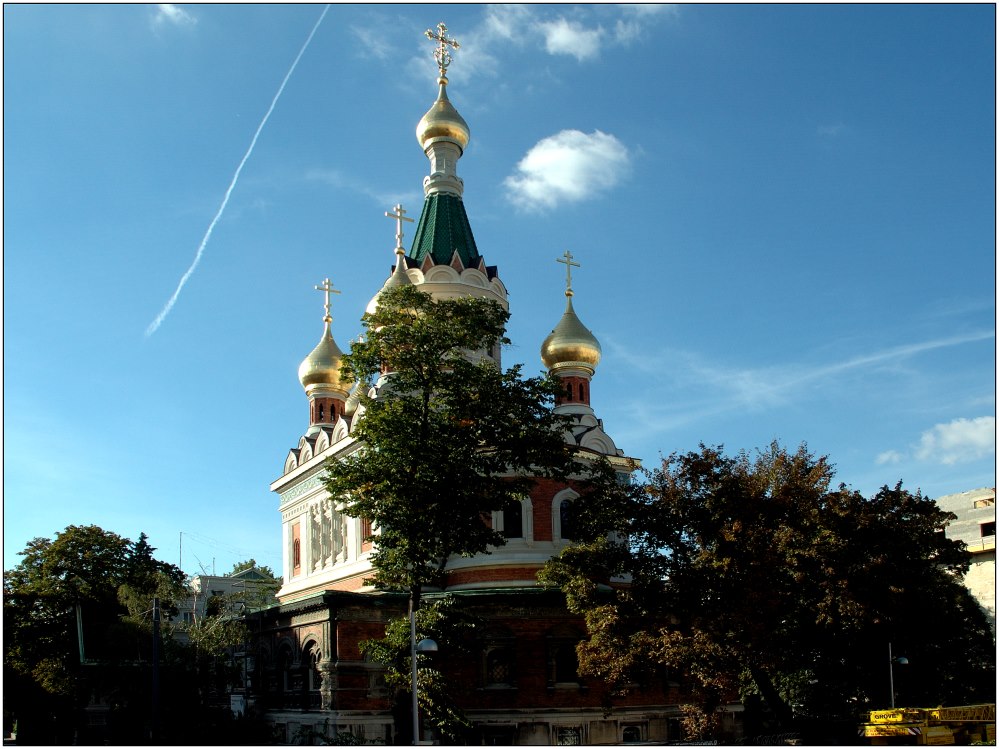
280;473;325;505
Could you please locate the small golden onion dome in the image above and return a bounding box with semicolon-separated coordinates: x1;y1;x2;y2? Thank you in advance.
343;381;363;416
416;77;470;152
541;294;602;373
298;322;350;396
365;252;413;316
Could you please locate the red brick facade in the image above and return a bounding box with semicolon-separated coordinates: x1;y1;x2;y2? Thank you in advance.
309;396;343;426
251;588;726;745
555;374;592;407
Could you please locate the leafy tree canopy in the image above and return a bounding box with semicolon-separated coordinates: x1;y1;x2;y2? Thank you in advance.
4;526;187;742
323;284;589;600
228;558;278;580
541;442;995;737
360;595;478;744
5;527;186;678
323;285;635;742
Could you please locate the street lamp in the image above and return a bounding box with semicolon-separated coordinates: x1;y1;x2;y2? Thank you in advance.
888;642;908;708
409;596;438;745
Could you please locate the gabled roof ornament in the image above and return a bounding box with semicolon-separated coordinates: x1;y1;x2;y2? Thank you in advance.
416;21;469;156
366;204;416;315
425;22;459;78
541;252;602;374
299;277;350;396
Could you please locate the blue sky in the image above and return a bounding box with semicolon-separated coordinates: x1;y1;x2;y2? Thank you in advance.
4;4;995;576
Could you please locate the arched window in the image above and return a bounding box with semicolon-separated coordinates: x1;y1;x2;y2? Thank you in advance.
485;647;514;686
552;491;577;542
318;403;325;422
555;643;577;682
293;538;301;571
565;382;574;401
559;499;574;541
481;627;516;688
278;645;294;692
550;642;579;684
502;499;523;539
578;382;586;402
305;643;322;692
360;517;373;553
622;726;642;743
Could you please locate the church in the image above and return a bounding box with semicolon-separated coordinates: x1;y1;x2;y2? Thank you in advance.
251;23;743;745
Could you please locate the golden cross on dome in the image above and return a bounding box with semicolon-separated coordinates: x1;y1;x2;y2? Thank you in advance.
314;277;341;322
556;250;581;295
384;203;414;253
425;21;459;76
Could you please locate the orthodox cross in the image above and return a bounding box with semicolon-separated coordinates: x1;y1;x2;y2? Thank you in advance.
425;22;459;76
556;250;581;294
384;203;414;252
314;277;341;322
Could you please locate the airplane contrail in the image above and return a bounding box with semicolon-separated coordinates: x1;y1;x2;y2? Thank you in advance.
145;4;331;337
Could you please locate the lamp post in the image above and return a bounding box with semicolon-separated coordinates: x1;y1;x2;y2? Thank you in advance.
888;642;908;708
409;594;438;745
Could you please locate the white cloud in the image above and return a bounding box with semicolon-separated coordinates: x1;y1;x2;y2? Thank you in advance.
153;4;196;27
614;20;644;45
379;6;677;92
306;168;420;208
615;4;679;43
618;4;681;18
306;168;348;188
914;416;996;465
539;19;605;61
876;450;904;465
351;25;395;61
503;130;630;212
817;123;846;137
482;5;536;43
598;330;996;453
607;331;995;413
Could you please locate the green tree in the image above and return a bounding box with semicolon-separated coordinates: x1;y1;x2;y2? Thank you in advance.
359;595;478;744
323;285;576;604
4;525;186;743
229;558;278;580
226;558;281;611
179;599;249;705
541;443;995;740
322;284;625;739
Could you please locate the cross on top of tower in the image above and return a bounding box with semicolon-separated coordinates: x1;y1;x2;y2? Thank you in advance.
556;250;581;296
314;277;341;323
384;203;414;254
425;21;459;76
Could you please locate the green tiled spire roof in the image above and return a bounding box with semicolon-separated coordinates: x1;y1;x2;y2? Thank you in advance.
408;193;480;268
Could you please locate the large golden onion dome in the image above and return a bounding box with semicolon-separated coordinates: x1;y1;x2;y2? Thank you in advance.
541;293;602;373
416;77;470;152
298;322;350;396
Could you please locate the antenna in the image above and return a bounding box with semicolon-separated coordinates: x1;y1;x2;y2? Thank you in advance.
193;553;210;577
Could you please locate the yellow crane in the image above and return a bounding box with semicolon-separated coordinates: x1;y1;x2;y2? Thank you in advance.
860;704;995;745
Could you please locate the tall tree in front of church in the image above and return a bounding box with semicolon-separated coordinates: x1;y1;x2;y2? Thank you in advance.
540;442;996;741
323;284;581;602
322;284;623;739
